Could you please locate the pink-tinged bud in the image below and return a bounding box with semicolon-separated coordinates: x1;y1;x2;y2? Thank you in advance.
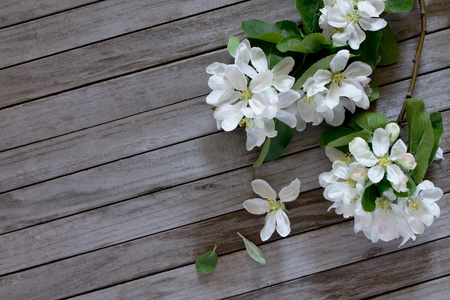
385;123;400;144
398;153;417;170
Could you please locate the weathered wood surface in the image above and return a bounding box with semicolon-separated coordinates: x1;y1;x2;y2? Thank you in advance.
0;0;449;299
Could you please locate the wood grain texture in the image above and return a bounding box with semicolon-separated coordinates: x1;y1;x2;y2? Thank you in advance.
0;0;100;28
0;0;244;68
69;224;450;300
372;276;450;300
0;0;301;107
1;193;448;300
0;64;448;193
230;238;450;299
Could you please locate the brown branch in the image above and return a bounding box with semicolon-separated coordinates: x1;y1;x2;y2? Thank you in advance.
396;0;427;126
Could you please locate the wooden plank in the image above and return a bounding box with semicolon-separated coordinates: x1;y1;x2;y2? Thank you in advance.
0;0;99;28
1;193;448;300
0;0;244;68
0;50;231;152
230;239;450;300
1;66;448;193
1;1;448;108
0;146;448;282
68;226;450;299
372;276;450;300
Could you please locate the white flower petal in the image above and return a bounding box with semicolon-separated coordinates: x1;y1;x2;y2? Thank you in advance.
344;61;373;79
349;137;378;167
330;50;350;73
242;198;269;215
251;179;277;200
332;160;350;180
276;110;297;128
359;17;387;32
372;128;390;157
273;75;295;92
260;213;276;241
325;147;345;162
206;62;226;75
277;90;300;108
347;24;366;50
249;93;269;115
208;74;232;90
206;89;233;105
279;178;301;202
357;1;384;18
235;39;251;67
275;210;291;237
250;47;269;72
250;71;273;93
386;164;405;185
340;83;363;101
272;57;295;77
368;165;385;183
224;65;247;91
390;139;407;161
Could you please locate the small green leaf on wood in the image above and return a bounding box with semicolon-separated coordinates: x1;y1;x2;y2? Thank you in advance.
237;232;266;265
227;36;241;58
428;112;444;166
362;184;377;212
384;0;414;13
195;244;218;274
378;25;399;66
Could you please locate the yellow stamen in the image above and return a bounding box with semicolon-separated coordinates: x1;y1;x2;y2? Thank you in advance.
302;94;315;106
239;89;252;102
238;118;253;129
331;72;348;85
347;11;361;24
340;153;352;164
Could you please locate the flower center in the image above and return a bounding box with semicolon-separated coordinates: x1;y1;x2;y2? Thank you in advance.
340;153;352;164
302;94;315;106
378;157;391;167
239;117;253;129
331;72;348;85
407;199;423;213
329;27;344;38
347;11;361;24
377;198;391;213
347;179;357;186
239;89;252;102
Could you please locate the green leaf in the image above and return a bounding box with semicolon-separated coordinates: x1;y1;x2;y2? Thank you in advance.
277;33;331;53
319;127;372;148
253;138;271;168
195;245;218;274
362;184;377;212
292;53;336;90
347;112;387;133
353;29;382;70
428;112;444;166
405;99;435;183
378;25;399;66
368;77;380;102
296;0;324;34
376;178;391;195
384;0;414;13
242;19;302;44
264;120;295;162
237;232;266;265
227;36;241;58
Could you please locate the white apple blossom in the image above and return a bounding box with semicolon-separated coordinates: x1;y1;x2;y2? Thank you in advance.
206;39;300;150
349;128;417;192
320;0;387;50
243;178;300;241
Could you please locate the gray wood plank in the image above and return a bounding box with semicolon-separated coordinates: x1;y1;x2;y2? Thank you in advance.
0;0;99;28
372;276;450;300
1;66;448;193
0;0;244;68
68;227;450;299
1;0;448;108
1;193;448;300
0;50;231;152
230;239;450;300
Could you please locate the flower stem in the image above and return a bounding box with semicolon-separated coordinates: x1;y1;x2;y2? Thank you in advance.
396;0;427;126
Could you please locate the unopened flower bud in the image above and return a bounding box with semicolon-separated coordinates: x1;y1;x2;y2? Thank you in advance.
398;153;417;170
385;123;400;144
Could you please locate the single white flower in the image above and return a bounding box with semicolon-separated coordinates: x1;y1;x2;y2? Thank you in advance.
399;180;442;235
243;178;300;241
326;0;387;50
349;128;416;191
306;50;372;111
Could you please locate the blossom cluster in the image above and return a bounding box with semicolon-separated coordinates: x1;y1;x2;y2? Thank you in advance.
319;0;387;50
206;40;375;149
293;49;372;131
319;124;443;246
206;40;299;151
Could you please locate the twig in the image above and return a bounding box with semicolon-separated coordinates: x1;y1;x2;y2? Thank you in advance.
396;0;427;126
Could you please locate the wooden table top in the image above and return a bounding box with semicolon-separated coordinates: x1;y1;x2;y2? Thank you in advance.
0;0;449;299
